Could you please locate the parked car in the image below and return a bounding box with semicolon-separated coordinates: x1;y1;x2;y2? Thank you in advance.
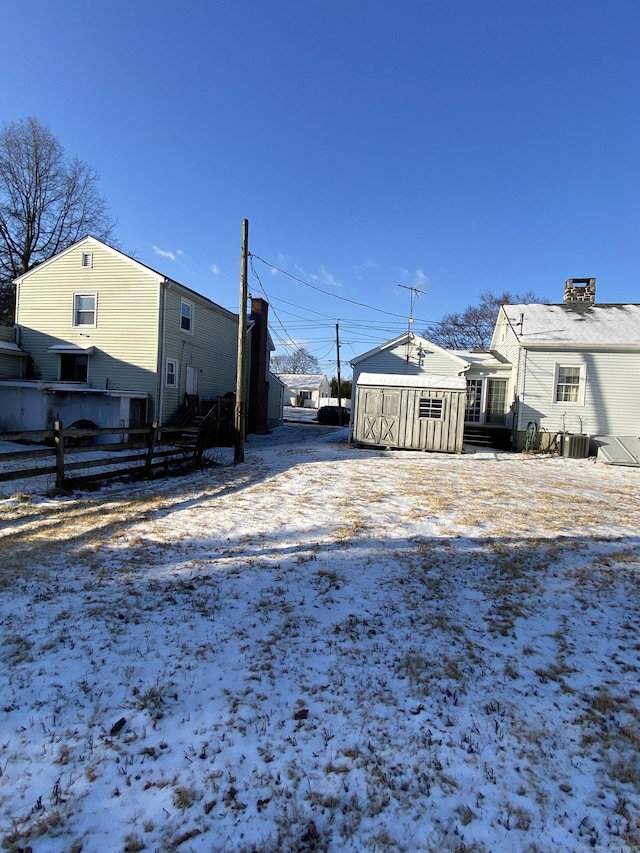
316;405;350;425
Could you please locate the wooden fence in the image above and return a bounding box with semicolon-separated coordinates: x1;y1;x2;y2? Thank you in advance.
0;420;209;493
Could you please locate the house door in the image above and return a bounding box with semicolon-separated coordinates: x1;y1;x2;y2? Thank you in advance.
129;398;147;428
465;379;482;422
486;379;507;424
186;365;198;396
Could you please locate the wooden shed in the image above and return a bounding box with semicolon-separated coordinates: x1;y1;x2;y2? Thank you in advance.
353;372;467;453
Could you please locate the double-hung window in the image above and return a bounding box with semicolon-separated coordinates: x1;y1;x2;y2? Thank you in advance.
554;364;585;405
181;299;193;333
73;293;97;327
166;358;178;388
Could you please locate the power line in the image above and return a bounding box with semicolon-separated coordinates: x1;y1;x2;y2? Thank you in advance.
250;253;433;324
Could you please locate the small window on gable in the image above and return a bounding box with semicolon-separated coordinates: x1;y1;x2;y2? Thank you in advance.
81;252;93;268
419;397;443;419
73;293;97;326
166;358;178;388
181;299;193;333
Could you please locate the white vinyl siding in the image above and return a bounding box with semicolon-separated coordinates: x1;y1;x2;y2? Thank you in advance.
352;339;464;390
554;364;585;404
73;293;97;327
15;241;161;402
161;286;238;423
517;349;640;435
180;299;194;334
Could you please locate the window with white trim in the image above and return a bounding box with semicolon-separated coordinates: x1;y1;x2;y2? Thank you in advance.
166;358;178;387
554;364;584;404
465;379;482;423
180;299;193;333
419;397;443;419
73;293;97;326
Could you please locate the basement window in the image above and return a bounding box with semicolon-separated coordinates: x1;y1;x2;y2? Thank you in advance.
419;397;443;419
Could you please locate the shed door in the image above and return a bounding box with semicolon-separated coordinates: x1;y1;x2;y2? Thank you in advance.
361;389;399;446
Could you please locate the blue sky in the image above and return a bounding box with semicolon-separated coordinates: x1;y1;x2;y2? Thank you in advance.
3;1;638;375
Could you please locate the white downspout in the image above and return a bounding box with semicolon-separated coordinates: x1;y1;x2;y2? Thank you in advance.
158;281;169;426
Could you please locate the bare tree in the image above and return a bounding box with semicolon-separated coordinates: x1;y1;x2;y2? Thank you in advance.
426;290;547;350
0;117;117;324
271;348;321;374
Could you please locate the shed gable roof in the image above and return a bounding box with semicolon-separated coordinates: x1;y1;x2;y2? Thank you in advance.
357;372;467;390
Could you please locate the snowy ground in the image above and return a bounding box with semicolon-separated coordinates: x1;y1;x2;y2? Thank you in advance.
1;424;639;853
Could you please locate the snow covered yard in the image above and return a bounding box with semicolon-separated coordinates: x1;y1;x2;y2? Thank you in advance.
1;426;639;853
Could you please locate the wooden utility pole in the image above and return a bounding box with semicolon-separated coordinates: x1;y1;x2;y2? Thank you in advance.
335;322;343;427
234;219;249;464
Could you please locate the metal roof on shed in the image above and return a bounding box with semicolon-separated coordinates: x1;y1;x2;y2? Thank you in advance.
357;372;467;390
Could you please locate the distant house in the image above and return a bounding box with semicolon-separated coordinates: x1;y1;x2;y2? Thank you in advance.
492;279;640;451
277;373;331;408
1;236;282;435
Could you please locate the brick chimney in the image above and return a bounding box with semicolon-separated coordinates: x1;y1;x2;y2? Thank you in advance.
247;297;270;434
564;278;596;303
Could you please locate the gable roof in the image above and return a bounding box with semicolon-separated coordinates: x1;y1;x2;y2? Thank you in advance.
498;303;640;348
13;236;166;285
350;332;470;368
449;349;511;367
14;235;239;323
276;373;329;390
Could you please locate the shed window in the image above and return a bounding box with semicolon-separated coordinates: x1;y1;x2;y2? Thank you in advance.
73;293;96;326
555;365;584;404
419;398;443;419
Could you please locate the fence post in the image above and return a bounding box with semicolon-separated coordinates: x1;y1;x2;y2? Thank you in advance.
54;420;65;491
146;422;159;474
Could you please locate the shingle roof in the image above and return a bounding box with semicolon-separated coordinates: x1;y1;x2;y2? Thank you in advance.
502;303;640;346
277;374;328;390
